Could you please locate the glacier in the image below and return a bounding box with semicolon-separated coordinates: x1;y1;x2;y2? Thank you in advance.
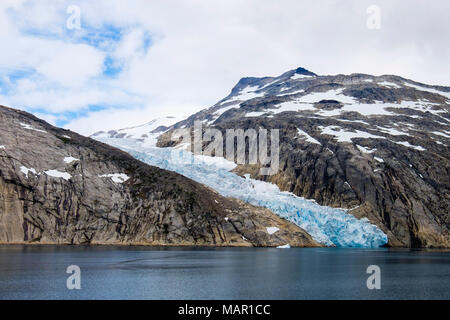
96;137;388;248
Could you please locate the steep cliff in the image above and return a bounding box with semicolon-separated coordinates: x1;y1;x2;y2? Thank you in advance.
0;105;318;247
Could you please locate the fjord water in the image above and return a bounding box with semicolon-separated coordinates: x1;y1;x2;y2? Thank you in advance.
0;246;448;300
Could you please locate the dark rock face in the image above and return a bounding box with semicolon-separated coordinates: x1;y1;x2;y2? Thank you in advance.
0;105;318;247
158;68;450;248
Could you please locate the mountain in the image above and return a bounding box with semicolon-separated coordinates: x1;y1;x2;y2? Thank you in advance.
0;105;318;247
91;134;388;248
155;67;450;248
92;116;182;146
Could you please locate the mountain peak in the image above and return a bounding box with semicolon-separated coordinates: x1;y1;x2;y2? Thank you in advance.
294;67;317;76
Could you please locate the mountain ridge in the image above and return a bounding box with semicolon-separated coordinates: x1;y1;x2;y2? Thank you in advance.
150;67;450;248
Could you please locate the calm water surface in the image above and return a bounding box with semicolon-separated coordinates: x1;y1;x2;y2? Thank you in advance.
0;245;448;299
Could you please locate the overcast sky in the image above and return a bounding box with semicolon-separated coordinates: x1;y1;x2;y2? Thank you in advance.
0;0;449;135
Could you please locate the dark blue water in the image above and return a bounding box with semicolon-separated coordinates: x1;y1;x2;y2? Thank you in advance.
0;245;448;299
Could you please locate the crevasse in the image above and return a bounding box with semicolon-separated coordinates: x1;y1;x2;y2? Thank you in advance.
97;137;388;248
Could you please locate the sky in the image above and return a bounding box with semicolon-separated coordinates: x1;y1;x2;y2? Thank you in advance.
0;0;449;136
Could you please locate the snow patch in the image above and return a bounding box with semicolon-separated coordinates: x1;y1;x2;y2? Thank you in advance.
266;227;280;235
20;166;37;177
377;126;410;136
432;131;450;138
277;89;305;97
44;169;71;180
291;74;314;80
226;85;265;102
339;101;396;116
378;81;401;88
298;89;356;104
338;119;371;126
318;126;385;143
297;129;321;145
357;145;375;154
395;141;426;151
99;173;130;183
213;104;239;117
333;100;439;117
271;101;316;114
64;156;79;164
245;111;267;117
404;83;450;100
19;122;46;133
257;79;278;90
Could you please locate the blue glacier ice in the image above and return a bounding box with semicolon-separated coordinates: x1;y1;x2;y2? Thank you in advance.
97;137;388;248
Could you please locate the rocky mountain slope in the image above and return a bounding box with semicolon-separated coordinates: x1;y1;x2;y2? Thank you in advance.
0;105;318;247
156;67;450;248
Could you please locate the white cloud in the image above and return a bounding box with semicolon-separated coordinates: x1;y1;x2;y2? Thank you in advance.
0;76;143;113
114;28;148;60
32;112;61;126
34;41;105;87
